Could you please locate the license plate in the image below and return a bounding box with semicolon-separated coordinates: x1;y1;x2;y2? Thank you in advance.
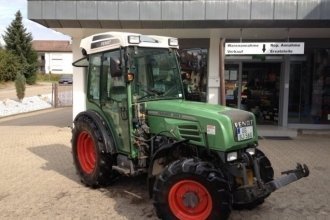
237;126;253;141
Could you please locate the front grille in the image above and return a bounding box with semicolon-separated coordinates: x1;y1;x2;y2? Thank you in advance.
178;125;202;142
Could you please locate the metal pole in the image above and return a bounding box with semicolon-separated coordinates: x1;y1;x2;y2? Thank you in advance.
219;38;226;105
54;83;59;108
52;83;55;107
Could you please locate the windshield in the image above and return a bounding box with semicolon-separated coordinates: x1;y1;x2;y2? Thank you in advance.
129;47;183;102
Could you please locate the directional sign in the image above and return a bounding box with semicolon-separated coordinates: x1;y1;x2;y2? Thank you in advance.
225;42;304;55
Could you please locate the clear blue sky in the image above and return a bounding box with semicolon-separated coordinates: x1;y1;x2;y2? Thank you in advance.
0;0;70;45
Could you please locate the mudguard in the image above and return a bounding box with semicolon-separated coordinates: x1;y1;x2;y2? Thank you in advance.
73;110;117;155
147;139;189;198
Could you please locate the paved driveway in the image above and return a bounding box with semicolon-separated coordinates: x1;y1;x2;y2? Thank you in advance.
0;107;72;127
0;109;329;219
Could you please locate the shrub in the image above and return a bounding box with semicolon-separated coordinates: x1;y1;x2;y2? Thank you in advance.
2;11;38;85
23;63;37;85
0;49;21;82
15;72;26;101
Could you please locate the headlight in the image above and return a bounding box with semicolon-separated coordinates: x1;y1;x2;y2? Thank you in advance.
227;152;238;162
128;35;140;44
246;148;256;155
168;38;178;46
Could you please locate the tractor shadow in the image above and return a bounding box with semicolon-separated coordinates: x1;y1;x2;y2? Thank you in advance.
102;174;157;219
28;144;79;183
28;144;157;219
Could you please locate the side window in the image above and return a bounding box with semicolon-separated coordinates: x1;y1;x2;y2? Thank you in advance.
103;50;126;102
132;57;147;97
88;54;102;101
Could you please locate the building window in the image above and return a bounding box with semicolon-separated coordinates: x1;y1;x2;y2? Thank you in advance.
179;48;208;102
289;49;330;124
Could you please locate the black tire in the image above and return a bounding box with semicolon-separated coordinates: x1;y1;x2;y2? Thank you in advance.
233;149;274;210
153;158;231;220
72;115;117;187
256;149;274;183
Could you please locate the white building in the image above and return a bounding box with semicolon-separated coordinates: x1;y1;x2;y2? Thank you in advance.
32;40;73;74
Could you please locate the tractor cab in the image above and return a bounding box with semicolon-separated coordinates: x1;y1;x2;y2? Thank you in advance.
73;32;182;156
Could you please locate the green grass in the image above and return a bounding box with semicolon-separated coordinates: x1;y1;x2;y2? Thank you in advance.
1;73;64;84
36;73;61;82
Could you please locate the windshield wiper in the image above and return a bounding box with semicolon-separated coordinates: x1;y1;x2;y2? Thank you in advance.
146;88;164;96
137;83;164;100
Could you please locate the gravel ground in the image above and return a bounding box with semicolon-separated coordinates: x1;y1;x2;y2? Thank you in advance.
0;82;53;117
0;95;52;117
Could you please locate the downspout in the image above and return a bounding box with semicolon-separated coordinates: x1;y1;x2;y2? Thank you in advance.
219;38;226;105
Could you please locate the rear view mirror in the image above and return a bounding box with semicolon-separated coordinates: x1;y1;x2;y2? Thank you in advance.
110;57;122;77
72;56;89;67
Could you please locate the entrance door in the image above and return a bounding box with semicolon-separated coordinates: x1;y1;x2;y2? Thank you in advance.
225;60;282;125
225;63;241;108
241;62;281;125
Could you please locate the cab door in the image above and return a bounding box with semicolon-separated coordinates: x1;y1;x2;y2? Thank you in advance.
100;50;130;154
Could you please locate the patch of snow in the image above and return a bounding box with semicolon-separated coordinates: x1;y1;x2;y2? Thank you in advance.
0;95;52;117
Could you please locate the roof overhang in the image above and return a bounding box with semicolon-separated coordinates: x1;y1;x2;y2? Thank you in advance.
28;0;330;29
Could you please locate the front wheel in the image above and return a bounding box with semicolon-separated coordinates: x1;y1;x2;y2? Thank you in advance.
256;149;274;183
153;158;231;220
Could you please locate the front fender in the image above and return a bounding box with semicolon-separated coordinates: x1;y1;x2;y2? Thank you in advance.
147;139;188;198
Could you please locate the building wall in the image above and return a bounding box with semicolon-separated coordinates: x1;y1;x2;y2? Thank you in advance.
72;39;86;119
45;52;73;74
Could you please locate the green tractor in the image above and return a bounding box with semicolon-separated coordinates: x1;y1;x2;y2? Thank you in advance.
72;32;309;220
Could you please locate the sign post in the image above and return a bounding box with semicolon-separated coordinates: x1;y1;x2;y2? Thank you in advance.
225;42;304;55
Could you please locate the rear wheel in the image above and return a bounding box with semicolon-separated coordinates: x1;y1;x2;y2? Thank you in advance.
72;115;116;187
153;158;231;220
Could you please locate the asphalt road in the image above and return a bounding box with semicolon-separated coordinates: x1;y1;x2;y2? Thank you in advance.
0;107;72;127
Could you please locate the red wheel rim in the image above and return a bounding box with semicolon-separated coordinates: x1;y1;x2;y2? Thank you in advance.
168;180;212;220
77;131;96;174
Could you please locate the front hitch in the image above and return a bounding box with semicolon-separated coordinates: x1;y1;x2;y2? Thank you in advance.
232;156;310;205
266;163;309;192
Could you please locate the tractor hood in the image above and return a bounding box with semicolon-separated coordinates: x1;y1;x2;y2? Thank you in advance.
145;100;258;151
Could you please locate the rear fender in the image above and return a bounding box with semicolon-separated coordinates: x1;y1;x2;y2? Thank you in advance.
74;110;117;155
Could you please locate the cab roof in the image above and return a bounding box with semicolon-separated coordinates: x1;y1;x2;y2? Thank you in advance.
80;31;179;55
